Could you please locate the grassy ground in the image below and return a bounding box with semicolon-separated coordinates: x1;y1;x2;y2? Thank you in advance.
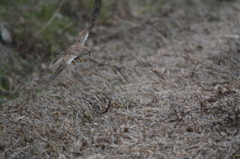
1;0;240;158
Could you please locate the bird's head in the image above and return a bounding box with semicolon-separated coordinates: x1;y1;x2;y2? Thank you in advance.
83;47;91;56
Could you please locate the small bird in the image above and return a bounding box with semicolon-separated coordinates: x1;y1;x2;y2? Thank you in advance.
45;0;101;81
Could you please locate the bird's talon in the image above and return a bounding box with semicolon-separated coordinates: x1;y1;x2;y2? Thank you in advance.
72;61;76;65
78;58;82;62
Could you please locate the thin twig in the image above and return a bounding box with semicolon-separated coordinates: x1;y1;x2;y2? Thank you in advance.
36;0;65;35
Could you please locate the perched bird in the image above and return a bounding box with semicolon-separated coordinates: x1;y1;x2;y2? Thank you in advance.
45;0;101;81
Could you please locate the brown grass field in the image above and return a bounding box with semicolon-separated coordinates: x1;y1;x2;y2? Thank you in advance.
1;0;240;158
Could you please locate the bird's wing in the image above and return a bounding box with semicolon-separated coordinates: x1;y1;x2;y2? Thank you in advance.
48;52;65;68
77;0;102;45
45;63;67;81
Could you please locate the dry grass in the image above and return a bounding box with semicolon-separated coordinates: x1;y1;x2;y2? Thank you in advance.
1;0;240;158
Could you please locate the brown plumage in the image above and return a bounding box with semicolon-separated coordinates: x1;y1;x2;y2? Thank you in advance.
45;0;101;82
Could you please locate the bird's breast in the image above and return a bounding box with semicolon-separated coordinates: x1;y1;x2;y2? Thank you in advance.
66;56;77;64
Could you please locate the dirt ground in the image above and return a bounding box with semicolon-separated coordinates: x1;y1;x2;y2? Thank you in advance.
1;0;240;158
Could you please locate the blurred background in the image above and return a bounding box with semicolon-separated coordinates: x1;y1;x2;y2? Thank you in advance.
0;0;235;100
0;0;164;100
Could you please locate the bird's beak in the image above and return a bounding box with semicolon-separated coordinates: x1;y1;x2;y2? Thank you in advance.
78;57;82;62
